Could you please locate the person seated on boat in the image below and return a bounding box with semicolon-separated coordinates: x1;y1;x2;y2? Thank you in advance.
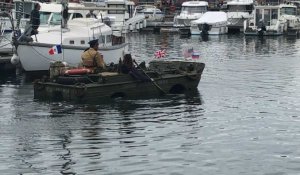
121;53;150;82
86;10;97;19
30;3;41;35
81;39;106;73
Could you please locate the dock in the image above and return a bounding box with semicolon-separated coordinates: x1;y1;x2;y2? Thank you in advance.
140;14;180;33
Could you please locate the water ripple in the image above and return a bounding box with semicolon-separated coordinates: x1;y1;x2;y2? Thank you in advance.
1;34;300;174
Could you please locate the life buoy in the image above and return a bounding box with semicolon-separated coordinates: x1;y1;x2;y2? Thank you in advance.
170;5;176;12
64;68;93;75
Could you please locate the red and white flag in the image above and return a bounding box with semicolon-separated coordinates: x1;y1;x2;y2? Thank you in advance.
154;49;166;58
191;52;200;59
48;45;62;55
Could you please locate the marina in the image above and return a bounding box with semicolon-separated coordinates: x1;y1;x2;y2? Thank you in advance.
1;0;300;174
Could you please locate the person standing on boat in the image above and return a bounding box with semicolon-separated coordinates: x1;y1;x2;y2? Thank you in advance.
62;4;69;28
81;39;106;72
30;3;41;35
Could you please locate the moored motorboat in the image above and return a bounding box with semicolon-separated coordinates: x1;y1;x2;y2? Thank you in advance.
33;59;205;103
15;17;127;72
243;3;300;36
174;1;208;35
225;0;254;33
190;11;228;35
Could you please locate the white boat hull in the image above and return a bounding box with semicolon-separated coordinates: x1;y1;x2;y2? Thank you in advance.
17;43;127;72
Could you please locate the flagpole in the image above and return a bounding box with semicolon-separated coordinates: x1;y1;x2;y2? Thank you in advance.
61;2;64;62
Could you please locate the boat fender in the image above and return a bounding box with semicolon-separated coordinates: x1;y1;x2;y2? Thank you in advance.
64;68;92;75
11;54;20;65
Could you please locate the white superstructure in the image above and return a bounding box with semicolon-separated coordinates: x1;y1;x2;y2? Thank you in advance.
173;1;208;27
225;0;254;32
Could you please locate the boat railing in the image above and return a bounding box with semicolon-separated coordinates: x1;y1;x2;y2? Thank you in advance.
0;2;14;12
0;11;14;34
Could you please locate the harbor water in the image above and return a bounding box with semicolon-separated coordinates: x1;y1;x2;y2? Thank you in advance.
1;33;300;174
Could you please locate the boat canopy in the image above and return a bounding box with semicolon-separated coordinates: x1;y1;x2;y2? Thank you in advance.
226;0;254;5
191;11;227;24
182;1;208;7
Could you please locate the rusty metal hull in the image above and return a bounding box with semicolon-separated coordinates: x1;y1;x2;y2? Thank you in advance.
34;61;205;103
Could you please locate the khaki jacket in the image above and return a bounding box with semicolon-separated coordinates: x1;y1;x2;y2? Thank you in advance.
81;48;105;69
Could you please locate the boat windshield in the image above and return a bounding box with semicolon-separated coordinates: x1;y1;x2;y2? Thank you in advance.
40;12;51;25
255;8;278;26
280;7;296;15
50;13;62;25
181;6;207;14
40;12;62;25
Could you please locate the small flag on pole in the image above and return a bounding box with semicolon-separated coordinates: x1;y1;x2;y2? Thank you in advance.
48;45;62;55
192;52;200;59
154;49;166;58
183;47;194;58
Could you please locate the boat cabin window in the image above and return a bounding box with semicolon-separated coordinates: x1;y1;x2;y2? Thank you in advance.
72;13;83;19
256;8;278;26
81;40;85;44
40;12;51;25
108;4;124;14
98;36;105;43
271;9;278;19
127;5;134;18
263;9;271;25
181;6;207;14
281;7;296;15
69;40;74;44
107;35;112;43
49;12;62;25
255;9;263;25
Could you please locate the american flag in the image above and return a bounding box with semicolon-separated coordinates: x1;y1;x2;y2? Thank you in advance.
154;49;166;58
183;47;194;58
183;47;200;59
192;52;200;59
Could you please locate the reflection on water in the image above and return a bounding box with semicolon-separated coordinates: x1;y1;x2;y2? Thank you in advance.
1;33;300;174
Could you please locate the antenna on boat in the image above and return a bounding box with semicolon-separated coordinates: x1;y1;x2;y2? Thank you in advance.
60;0;68;62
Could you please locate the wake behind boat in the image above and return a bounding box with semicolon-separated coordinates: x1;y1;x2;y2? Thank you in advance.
14;17;127;72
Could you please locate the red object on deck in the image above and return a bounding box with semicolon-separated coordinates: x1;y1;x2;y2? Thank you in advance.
64;68;93;75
